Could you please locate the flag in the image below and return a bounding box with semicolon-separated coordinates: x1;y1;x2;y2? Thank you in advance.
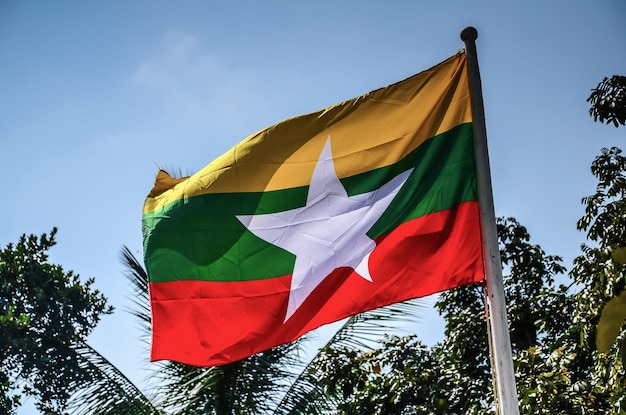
143;51;484;366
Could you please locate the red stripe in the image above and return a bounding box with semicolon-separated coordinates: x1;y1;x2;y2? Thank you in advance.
150;201;484;366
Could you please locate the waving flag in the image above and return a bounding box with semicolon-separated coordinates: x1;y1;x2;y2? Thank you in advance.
143;52;484;366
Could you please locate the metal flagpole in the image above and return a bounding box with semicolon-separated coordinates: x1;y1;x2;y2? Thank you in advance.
460;27;520;415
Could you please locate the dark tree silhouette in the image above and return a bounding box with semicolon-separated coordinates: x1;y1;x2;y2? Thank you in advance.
587;75;626;127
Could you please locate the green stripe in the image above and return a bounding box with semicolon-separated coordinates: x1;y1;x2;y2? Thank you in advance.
143;123;477;283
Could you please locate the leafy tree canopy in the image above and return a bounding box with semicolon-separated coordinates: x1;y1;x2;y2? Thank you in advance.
572;146;626;411
587;75;626;127
0;229;113;414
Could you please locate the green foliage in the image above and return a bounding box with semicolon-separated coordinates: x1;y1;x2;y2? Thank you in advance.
313;335;445;415
514;346;606;415
152;343;305;414
572;147;626;350
587;75;626;127
66;343;161;415
433;280;490;413
0;229;113;414
569;74;626;412
572;146;626;412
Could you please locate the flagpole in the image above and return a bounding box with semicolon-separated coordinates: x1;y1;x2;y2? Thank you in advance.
460;27;520;415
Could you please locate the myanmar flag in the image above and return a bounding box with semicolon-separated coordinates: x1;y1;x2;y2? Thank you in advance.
143;52;485;367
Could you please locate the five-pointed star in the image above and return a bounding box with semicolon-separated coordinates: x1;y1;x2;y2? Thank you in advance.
237;137;414;321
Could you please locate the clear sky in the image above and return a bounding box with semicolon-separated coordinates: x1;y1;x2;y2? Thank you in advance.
1;1;624;413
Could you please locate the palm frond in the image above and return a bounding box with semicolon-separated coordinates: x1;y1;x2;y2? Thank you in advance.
154;337;307;415
119;246;151;339
67;342;160;415
329;298;426;350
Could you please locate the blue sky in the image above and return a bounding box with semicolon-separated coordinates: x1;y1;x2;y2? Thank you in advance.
1;1;625;412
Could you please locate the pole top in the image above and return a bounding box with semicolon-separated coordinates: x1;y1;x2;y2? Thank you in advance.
460;26;478;42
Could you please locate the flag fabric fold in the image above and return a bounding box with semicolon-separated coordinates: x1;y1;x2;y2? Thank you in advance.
143;51;485;366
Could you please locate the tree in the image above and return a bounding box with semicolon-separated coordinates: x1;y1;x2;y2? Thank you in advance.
573;147;626;354
565;73;626;412
587;75;626;127
581;74;626;356
571;149;626;412
0;229;113;414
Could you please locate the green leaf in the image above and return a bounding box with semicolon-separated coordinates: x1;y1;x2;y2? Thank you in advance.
611;246;626;264
596;289;626;352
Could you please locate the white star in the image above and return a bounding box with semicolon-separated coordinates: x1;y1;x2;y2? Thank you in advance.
237;137;414;321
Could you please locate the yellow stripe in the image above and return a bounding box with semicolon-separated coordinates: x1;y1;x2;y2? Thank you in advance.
144;52;470;214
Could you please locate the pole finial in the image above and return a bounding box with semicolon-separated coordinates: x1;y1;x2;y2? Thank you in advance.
460;26;478;42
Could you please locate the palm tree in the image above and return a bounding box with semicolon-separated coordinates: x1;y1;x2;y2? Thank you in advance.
67;343;161;415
